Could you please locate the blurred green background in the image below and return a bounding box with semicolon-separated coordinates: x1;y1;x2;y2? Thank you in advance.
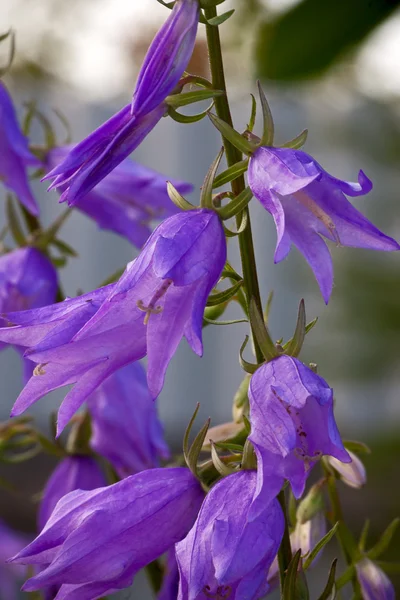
0;0;399;597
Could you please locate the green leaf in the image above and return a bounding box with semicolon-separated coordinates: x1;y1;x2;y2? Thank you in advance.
210;441;236;476
359;519;370;553
201;147;224;209
317;559;337;600
255;0;400;81
167;181;196;211
166;89;224;108
249;297;278;361
208;113;256;155
206;9;235;26
199;0;226;7
214;442;244;453
156;0;174;8
247;94;257;133
284;299;306;357
36;432;66;458
224;211;248;237
6;195;27;246
282;549;302;600
296;480;325;524
183;403;200;461
367;518;400;560
282;129;308;150
168;105;210;124
203;316;248;326
187;418;211;476
218;187;253;220
303;522;339;570
206;279;244;307
51;238;78;257
257;81;274;146
239;335;259;374
0;29;15;77
212;159;249;189
343;439;371;455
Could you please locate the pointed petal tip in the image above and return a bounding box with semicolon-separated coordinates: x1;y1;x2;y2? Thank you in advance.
358;169;373;194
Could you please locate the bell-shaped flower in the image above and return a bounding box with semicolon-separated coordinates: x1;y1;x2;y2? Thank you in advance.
43;0;199;205
356;558;395;600
0;209;226;434
87;362;170;477
176;470;284;599
158;548;180;600
0;520;30;600
45;146;193;247
10;468;204;600
38;455;106;530
248;355;350;516
248;147;400;302
0;247;58;381
0;83;41;215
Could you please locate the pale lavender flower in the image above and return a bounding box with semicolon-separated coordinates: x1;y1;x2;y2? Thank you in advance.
10;468;204;600
0;209;225;435
45;146;193;247
248;356;350;517
176;470;284;599
0;82;41;215
356;559;395;600
327;450;366;489
43;0;199;205
248;147;400;302
87;362;170;477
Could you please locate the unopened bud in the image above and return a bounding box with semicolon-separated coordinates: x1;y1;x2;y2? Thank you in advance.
296;481;325;524
291;512;326;565
327;450;366;489
356;559;395;600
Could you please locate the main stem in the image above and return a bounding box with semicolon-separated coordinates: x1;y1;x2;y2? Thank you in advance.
204;7;292;588
204;6;263;364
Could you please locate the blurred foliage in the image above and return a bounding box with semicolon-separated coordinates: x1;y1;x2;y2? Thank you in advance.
255;0;400;81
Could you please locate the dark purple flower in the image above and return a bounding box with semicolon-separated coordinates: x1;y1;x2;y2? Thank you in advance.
248;356;350;516
43;0;199;206
356;559;395;600
248;147;400;302
11;468;204;600
45;146;193;247
0;209;225;434
38;455;106;531
0;83;41;215
87;362;170;477
158;548;180;600
0;520;30;600
176;470;284;599
0;247;58;381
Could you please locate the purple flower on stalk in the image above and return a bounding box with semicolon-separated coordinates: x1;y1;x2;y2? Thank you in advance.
0;82;41;215
43;0;199;205
248;355;350;517
176;470;284;599
10;468;204;600
0;520;30;600
38;455;106;530
248;147;400;302
87;362;170;477
45;146;193;247
0;209;225;434
356;559;395;600
158;548;180;600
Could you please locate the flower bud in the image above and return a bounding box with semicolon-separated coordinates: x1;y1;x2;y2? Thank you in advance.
356;559;395;600
296;481;325;524
327;450;366;489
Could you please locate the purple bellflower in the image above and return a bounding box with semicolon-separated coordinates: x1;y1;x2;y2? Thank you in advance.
43;0;199;205
0;520;30;600
0;247;58;382
10;468;204;600
38;455;106;531
0;209;225;434
248;147;400;302
45;146;193;247
0;82;41;215
248;355;350;517
87;362;170;477
158;548;180;600
176;470;284;600
356;559;395;600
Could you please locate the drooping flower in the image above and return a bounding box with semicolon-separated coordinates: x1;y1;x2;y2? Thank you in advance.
38;455;106;530
248;355;350;516
0;82;41;215
87;362;170;477
0;247;58;381
11;468;204;600
158;548;180;600
44;146;193;247
356;558;395;600
176;470;284;600
0;520;30;600
248;147;400;302
0;209;225;434
43;0;199;205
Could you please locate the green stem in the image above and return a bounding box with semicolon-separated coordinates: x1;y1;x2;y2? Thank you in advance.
277;490;293;592
204;6;264;364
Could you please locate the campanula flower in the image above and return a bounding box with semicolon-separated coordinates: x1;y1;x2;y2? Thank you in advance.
38;455;106;530
87;362;170;477
0;82;41;215
0;209;225;434
248;355;350;516
45;146;193;247
0;520;30;600
356;559;395;600
176;470;284;599
11;468;204;600
0;247;58;381
43;0;199;205
158;548;179;600
248;147;400;302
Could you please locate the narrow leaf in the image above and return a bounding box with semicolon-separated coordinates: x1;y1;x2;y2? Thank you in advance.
0;29;15;77
257;80;274;146
167;181;196;211
51;238;78;257
282;128;308;149
6;195;27;246
206;9;235;26
208;113;255;155
210;441;236;476
317;559;337;600
201;147;224;209
218;187;253;220
207;280;243;307
285;299;306;357
239;335;259;374
368;518;400;560
303;522;339;570
344;440;371;455
187;418;211;475
359;519;370;553
213;159;249;189
282;549;302;600
203;316;248;326
249;297;278;360
247;94;257;132
168;105;210;123
166;89;224;108
224;211;248;237
183;403;201;462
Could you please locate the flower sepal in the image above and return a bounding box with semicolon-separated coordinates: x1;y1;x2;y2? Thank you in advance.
208;112;258;155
